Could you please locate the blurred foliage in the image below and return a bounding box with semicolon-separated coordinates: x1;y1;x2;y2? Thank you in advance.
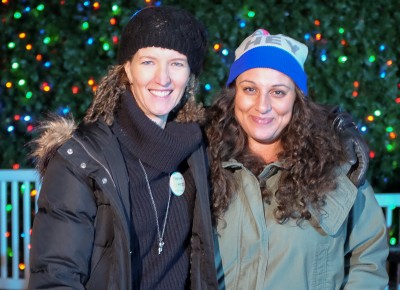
0;0;399;192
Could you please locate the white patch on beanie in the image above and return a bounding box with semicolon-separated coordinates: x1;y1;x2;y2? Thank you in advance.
226;28;309;95
234;29;308;69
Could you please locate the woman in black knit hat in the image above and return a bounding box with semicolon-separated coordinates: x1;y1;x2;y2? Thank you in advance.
28;6;217;290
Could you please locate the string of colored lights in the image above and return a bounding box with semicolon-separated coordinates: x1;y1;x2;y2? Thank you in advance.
1;1;398;167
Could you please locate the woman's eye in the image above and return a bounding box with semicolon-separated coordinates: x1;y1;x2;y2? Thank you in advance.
172;62;185;67
244;87;256;93
141;60;153;65
273;90;286;97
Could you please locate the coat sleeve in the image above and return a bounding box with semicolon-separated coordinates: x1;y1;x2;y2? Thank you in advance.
343;181;389;290
28;153;97;290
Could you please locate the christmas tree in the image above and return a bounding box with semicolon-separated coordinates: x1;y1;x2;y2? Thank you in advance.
1;0;399;192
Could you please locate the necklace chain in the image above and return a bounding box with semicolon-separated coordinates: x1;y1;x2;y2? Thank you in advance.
139;159;171;255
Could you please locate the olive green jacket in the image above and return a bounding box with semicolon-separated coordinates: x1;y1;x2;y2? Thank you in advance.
214;161;388;290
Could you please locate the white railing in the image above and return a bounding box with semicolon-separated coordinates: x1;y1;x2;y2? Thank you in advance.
0;169;398;289
376;194;400;290
375;194;400;228
0;170;40;290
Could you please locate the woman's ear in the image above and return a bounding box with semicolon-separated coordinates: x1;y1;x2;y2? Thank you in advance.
124;61;132;83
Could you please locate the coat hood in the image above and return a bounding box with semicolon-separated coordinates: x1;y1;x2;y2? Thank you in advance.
31;115;77;178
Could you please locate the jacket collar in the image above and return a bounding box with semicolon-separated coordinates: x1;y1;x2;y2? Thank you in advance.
58;119;132;233
306;164;358;236
222;159;358;236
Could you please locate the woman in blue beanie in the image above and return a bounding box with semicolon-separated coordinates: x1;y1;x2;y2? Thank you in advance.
208;29;388;289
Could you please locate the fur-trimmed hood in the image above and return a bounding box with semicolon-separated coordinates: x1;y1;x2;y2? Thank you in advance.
31;115;77;178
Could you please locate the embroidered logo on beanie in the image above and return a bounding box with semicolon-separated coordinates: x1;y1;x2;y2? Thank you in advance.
227;29;309;95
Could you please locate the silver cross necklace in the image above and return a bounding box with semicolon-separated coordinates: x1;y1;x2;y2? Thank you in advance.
139;159;171;255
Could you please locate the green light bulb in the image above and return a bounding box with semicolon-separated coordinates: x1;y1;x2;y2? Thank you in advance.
338;56;348;63
103;43;110;51
112;5;120;13
14;12;22;19
6;204;12;212
82;22;89;30
37;4;45;11
368;55;376;62
43;37;51;44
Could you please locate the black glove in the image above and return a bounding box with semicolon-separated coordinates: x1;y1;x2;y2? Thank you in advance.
328;106;370;187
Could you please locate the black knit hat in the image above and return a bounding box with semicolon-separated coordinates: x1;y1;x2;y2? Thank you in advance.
117;6;208;76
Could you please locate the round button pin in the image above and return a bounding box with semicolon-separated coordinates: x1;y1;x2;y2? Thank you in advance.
169;172;185;196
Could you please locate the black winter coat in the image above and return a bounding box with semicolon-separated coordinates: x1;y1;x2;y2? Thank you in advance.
28;119;218;290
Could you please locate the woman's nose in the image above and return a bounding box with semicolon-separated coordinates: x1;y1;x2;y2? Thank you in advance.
256;95;272;114
155;65;171;86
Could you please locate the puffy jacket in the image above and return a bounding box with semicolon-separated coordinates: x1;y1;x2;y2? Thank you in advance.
28;118;218;290
215;161;388;290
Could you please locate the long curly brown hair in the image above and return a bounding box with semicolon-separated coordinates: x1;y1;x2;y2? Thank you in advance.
206;86;345;224
84;64;206;125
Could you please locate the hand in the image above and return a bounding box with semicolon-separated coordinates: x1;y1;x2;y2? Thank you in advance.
329;106;370;187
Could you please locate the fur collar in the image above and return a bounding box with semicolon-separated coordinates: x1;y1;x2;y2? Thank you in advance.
31;115;77;178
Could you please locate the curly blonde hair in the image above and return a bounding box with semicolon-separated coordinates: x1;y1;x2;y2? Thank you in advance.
84;64;205;125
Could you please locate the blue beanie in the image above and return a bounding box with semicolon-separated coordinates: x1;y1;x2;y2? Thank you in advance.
227;29;308;95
